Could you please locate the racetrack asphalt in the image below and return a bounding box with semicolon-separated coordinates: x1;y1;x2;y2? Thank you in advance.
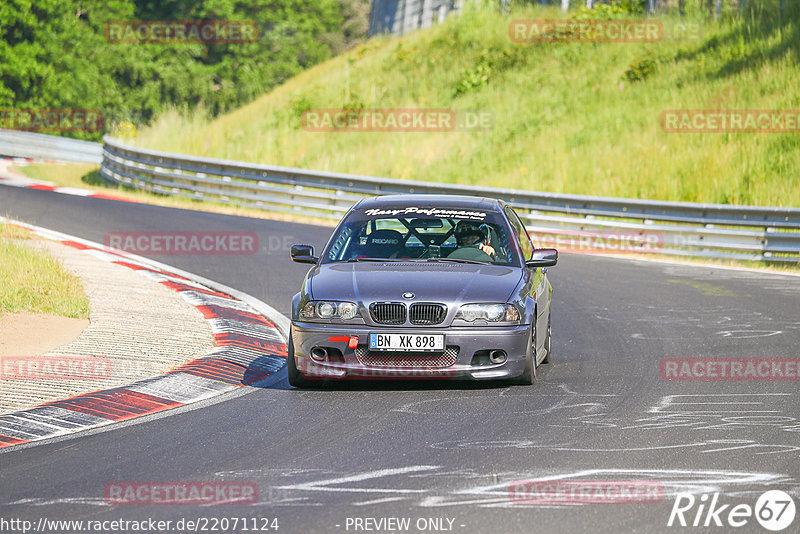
0;184;798;534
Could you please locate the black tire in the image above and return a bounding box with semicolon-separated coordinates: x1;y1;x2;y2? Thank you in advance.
287;332;315;388
542;312;551;364
515;326;536;385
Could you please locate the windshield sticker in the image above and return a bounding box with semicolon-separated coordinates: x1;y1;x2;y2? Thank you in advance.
363;207;487;220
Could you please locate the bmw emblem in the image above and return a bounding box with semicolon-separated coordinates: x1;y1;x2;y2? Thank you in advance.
402;292;415;299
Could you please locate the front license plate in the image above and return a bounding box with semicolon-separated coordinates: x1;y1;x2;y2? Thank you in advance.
369;333;445;352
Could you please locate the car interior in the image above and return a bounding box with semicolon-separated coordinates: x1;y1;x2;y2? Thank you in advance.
327;216;515;264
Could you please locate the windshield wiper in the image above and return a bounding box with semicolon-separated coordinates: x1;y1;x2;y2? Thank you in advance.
343;257;487;265
425;258;486;265
344;257;401;262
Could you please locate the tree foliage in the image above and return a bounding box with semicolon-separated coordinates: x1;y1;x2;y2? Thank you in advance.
0;0;369;139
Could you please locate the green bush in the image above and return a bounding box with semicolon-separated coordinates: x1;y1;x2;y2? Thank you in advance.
571;0;647;20
624;56;658;82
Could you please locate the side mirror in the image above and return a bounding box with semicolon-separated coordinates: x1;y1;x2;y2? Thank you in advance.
291;244;318;264
525;248;558;268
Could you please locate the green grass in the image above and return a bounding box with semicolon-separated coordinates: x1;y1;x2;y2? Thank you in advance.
17;163;101;189
0;222;90;318
130;2;799;207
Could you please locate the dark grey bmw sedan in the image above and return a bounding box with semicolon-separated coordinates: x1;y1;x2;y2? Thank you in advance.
288;194;557;387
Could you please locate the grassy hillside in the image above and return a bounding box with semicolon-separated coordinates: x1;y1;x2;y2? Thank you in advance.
131;2;800;206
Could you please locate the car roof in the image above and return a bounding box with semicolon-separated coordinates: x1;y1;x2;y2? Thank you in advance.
353;194;505;211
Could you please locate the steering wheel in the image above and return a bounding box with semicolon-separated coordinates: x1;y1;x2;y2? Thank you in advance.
479;223;498;260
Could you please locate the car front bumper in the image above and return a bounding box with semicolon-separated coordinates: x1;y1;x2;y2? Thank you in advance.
291;321;531;381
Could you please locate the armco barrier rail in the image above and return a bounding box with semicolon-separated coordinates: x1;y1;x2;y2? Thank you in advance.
3;130;798;263
97;136;800;263
0;130;102;163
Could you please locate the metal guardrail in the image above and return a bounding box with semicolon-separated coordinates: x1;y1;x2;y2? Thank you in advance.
98;136;800;263
2;130;797;263
0;130;102;164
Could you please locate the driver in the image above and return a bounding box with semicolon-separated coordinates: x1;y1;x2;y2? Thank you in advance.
448;221;495;261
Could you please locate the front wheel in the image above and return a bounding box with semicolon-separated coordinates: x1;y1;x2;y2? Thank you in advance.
542;313;551;364
515;326;536;385
287;332;315;388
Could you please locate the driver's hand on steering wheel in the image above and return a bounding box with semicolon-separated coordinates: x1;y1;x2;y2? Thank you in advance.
479;243;495;257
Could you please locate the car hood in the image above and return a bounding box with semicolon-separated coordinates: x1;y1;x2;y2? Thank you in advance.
309;262;522;305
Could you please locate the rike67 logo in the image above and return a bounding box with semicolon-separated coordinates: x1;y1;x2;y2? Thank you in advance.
668;490;796;531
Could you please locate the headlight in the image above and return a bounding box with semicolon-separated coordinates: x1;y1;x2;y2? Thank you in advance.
300;301;362;322
455;303;520;323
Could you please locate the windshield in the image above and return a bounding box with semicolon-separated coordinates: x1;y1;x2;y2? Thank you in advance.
322;207;520;267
